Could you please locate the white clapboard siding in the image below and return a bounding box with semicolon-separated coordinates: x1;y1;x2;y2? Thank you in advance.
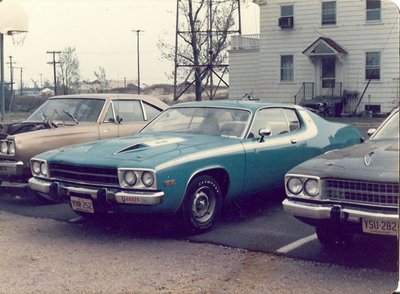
229;0;399;113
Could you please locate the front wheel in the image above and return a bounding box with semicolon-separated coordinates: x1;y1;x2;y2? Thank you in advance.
182;175;222;233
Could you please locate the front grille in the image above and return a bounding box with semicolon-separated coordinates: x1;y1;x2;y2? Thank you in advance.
323;179;399;207
49;163;119;186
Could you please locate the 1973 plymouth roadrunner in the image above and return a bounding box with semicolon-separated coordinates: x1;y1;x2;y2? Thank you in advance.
28;100;363;232
0;94;167;185
283;107;399;246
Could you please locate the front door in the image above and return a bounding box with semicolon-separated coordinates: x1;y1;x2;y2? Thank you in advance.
321;56;336;91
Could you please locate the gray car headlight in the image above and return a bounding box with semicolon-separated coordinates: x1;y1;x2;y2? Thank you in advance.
304;179;319;197
142;171;155;187
40;162;49;177
0;141;8;154
124;170;137;186
31;159;49;178
8;141;15;155
286;177;303;195
32;161;41;175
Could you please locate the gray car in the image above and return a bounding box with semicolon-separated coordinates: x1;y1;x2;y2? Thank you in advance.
283;107;399;246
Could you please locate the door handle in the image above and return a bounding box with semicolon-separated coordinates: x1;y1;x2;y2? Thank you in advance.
291;138;298;144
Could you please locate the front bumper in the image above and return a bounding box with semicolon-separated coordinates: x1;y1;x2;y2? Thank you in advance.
0;160;25;177
282;198;398;223
28;177;164;207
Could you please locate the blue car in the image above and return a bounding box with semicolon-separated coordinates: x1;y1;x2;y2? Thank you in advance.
28;100;362;232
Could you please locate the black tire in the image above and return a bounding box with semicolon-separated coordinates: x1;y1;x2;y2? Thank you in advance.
182;175;222;233
316;225;353;247
324;107;335;117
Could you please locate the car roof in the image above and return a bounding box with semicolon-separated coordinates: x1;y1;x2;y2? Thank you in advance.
48;93;168;108
170;100;304;112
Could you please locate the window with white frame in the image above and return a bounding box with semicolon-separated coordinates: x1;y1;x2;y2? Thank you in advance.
280;55;293;81
322;1;336;25
366;0;381;22
281;4;293;17
365;51;381;80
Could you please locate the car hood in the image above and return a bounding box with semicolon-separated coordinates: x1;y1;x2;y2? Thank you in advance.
290;139;399;182
47;132;240;169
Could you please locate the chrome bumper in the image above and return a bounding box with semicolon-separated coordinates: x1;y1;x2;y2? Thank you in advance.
282;199;398;223
28;177;164;205
0;160;25;176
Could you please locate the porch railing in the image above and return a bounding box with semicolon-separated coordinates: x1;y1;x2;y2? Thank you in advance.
320;82;343;98
231;34;260;50
294;82;314;105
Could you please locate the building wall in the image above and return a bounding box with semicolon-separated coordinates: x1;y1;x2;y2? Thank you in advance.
228;48;260;100
230;0;399;114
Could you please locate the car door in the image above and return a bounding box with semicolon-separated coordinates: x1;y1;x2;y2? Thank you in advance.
242;107;305;194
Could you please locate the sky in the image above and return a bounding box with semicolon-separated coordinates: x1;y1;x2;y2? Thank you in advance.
3;0;260;88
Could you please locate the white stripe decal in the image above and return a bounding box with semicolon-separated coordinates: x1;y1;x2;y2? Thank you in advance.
275;233;317;254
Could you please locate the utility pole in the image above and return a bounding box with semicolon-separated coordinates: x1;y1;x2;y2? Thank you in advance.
14;66;24;96
46;51;61;95
6;56;15;111
132;30;143;95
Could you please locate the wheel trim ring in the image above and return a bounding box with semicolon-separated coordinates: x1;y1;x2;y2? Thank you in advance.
191;187;216;223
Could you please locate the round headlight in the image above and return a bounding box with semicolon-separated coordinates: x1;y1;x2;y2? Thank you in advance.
40;162;48;176
286;177;303;195
124;171;137;186
32;161;41;175
8;141;15;155
0;141;8;154
304;179;319;197
142;171;154;187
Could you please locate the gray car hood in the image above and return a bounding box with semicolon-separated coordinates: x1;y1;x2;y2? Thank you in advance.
290;139;399;183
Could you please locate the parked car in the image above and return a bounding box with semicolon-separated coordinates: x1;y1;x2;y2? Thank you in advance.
28;100;362;232
0;94;168;185
283;107;399;246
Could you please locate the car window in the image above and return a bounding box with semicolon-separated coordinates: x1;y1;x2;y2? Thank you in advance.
283;109;301;131
103;104;115;123
249;108;293;138
372;110;399;140
113;100;144;122
27;98;105;123
142;107;251;138
143;102;162;121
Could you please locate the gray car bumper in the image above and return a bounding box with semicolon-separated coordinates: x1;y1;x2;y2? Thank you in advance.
0;160;25;177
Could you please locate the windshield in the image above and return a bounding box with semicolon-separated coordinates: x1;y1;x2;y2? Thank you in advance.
26;98;105;123
372;110;399;140
141;107;251;138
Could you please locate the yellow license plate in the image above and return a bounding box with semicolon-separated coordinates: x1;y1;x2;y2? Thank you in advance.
362;218;398;236
70;196;94;214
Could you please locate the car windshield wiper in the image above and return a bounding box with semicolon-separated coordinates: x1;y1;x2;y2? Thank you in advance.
39;108;48;121
63;110;79;124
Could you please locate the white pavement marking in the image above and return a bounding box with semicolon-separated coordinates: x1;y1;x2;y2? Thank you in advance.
275;233;318;254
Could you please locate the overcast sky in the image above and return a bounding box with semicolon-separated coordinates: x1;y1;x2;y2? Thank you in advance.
3;0;260;87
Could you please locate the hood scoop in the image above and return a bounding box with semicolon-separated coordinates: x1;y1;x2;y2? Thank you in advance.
115;137;186;154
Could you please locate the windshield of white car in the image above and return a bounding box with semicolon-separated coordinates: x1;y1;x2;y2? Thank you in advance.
141;107;251;138
372;110;399;140
26;98;105;123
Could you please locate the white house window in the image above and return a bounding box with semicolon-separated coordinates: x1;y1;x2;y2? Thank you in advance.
366;0;381;22
322;1;336;25
365;51;381;80
281;5;293;17
280;55;293;81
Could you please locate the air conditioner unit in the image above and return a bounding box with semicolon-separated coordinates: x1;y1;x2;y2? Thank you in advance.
278;16;294;29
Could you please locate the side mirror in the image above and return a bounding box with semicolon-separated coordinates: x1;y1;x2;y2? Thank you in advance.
259;128;272;142
116;115;123;124
367;128;376;137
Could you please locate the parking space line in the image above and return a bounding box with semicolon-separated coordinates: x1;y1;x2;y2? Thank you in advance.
275;233;317;254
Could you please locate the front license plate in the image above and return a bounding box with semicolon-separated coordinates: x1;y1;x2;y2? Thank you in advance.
362;217;398;236
70;196;94;214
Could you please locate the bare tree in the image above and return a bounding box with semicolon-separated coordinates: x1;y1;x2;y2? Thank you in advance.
94;66;110;93
158;0;239;101
58;47;80;94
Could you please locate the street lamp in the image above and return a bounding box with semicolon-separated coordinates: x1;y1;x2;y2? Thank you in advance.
0;0;28;118
132;30;144;95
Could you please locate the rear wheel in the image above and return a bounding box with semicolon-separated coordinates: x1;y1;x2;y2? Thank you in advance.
316;225;353;247
182;175;222;233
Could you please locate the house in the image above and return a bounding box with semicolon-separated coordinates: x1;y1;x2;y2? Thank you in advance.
229;0;399;115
